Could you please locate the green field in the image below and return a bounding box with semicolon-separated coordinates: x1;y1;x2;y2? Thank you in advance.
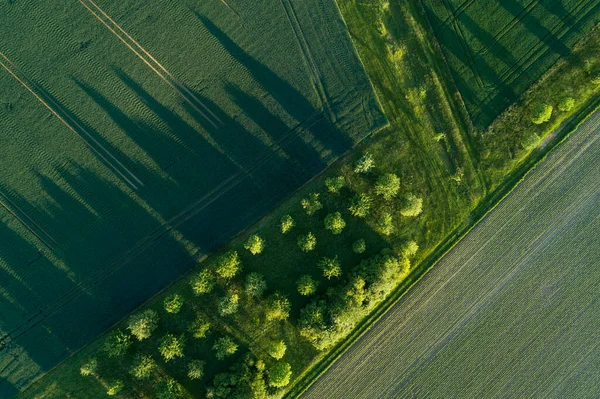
424;0;600;128
303;109;600;398
0;0;385;394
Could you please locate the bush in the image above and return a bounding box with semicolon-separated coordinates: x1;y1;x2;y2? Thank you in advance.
215;250;242;280
79;358;98;377
400;194;423;217
127;309;158;341
531;103;553;124
129;355;156;380
558;96;575;112
267;340;287;360
348;193;372;217
269;361;292;388
189;314;211;339
213;336;238;360
374;173;401;200
297;275;318;296
376;212;394;236
244;234;265;255
265;292;291;321
401;240;419;258
298;232;317;252
301;193;323;215
521;132;541;150
164;293;184;314
218;292;240;316
191;269;216;295
106;380;124;396
280;214;295;234
103;330;131;358
244;272;267;298
159;334;185;362
354;152;375;173
352;238;366;254
325;176;346;193
187;359;206;380
318;256;342;280
324;212;346;234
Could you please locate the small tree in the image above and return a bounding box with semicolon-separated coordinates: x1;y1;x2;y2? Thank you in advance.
215;250;242;280
213;336;238;360
267;340;287;360
354;152;375;173
157;378;184;399
159;334;185;362
400;194;423;217
558;97;575;112
352;238;366;254
280;214;295;234
531;103;553;124
376;212;394;236
301;193;323;215
244;234;265;255
265;292;291;322
187;359;206;380
245;272;267;298
296;275;318;296
218;292;240;316
374;173;401;200
318;256;342;280
164;293;184;314
401;240;419;258
298;232;317;252
325;176;345;193
269;361;292;388
79;358;98;377
127;309;158;341
348;193;372;218
189;314;211;339
130;355;156;380
324;212;346;235
104;330;131;358
191;269;216;295
106;380;124;396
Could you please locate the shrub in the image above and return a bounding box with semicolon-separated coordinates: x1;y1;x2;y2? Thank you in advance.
265;292;291;321
301;193;323;215
244;234;265;255
531;103;553;124
324;212;346;234
79;358;98;377
374;173;401;200
189;314;211;339
187;359;206;380
298;232;317;252
215;250;242;280
318;256;342;280
297;275;318;296
354;152;375;173
106;380;124;396
280;214;295;234
191;269;216;295
348;193;372;217
267;340;287;360
269;361;292;388
164;293;184;314
352;238;366;254
218;292;240;316
558;97;575;112
400;194;423;217
521;132;541;150
401;240;419;258
325;176;345;193
127;309;158;341
130;355;156;380
244;272;267;298
376;212;394;236
159;334;185;362
213;336;238;360
103;330;131;358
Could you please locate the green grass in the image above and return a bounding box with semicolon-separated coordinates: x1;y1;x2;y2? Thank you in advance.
423;0;600;128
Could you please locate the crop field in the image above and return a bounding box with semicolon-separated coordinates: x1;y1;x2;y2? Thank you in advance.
423;0;600;128
303;108;600;398
0;0;385;394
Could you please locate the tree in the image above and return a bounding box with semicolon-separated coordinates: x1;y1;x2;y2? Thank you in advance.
348;193;372;217
130;355;156;380
245;272;267;298
297;275;318;296
376;212;394;236
531;103;553;124
213;336;238;360
191;269;216;295
400;194;423;217
325;176;345;193
269;361;292;388
79;358;98;377
244;234;265;255
374;173;401;200
215;250;242;280
267;340;287;360
265;292;291;321
159;334;185;362
164;293;184;314
187;359;206;380
127;309;158;341
401;240;419;258
354;152;375;173
157;378;184;399
352;238;366;254
298;232;317;252
558;96;575;112
301;193;323;215
324;212;346;234
318;256;342;280
106;380;124;396
280;214;295;234
189;314;211;339
104;330;131;358
218;292;240;316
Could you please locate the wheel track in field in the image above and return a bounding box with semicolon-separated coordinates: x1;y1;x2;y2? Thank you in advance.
0;52;142;190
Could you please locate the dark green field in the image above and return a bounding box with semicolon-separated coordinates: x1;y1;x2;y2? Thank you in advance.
0;0;385;394
423;0;600;128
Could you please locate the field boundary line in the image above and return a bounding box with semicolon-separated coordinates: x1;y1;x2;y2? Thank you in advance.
0;193;54;251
